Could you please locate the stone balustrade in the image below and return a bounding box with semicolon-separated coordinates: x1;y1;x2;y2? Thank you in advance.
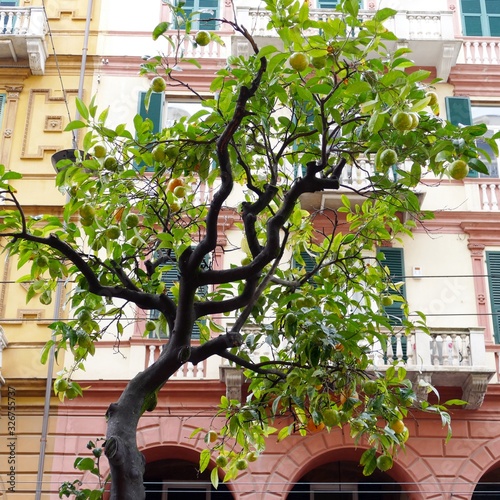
145;343;206;378
461;38;500;65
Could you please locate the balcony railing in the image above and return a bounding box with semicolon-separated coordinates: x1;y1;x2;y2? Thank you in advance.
0;6;48;75
464;178;500;211
458;37;500;65
146;342;207;378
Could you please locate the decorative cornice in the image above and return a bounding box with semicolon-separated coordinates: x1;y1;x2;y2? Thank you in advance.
449;63;500;97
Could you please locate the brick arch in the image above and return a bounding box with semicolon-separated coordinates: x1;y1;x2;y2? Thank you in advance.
451;436;500;500
260;430;439;500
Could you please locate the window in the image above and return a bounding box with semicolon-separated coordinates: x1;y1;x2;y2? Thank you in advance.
149;249;209;339
486;251;500;343
472;105;500;178
378;247;406;325
175;0;219;31
0;94;5;128
317;0;361;7
461;0;500;37
138;91;165;135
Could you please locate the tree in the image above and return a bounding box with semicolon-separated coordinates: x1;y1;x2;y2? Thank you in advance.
0;0;495;498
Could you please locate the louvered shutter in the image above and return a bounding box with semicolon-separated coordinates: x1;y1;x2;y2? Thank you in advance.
379;247;406;325
149;249;208;339
445;96;479;178
176;0;218;31
138;91;164;135
0;94;5;126
486;251;500;343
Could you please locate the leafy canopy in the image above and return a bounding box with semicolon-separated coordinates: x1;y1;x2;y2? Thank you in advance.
0;0;489;486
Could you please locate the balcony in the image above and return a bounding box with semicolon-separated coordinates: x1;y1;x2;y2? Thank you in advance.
456;37;500;65
370;327;494;409
234;7;461;80
0;6;48;75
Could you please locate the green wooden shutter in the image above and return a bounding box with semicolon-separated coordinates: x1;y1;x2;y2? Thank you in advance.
378;247;406;325
461;0;500;36
0;94;5;127
138;91;164;135
445;96;479;178
317;0;361;7
176;0;218;30
149;249;209;339
486;251;500;343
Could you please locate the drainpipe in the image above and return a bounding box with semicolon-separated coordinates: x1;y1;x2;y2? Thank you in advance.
35;0;93;497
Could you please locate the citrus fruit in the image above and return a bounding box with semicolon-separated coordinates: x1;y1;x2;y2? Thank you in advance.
169;201;181;212
54;378;68;393
206;430;217;443
382;295;394;307
173;185;187;198
77;331;92;349
103;156;118;171
215;455;228;468
195;31;210;46
247;451;258;462
363;380;378;396
152;145;166;162
235;458;248;471
448;159;469;180
241;256;252;266
307;419;325;433
392;111;413;131
323;409;340;427
289;52;309;72
65;384;79;399
376;454;393;471
380;149;398;167
93;144;107;158
80;217;94;227
78;309;92;323
409;112;419;129
79;204;96;219
105;225;121;240
145;320;156;332
311;55;327;69
36;255;49;267
167;178;184;192
151;76;166;93
125;213;139;228
390;419;406;434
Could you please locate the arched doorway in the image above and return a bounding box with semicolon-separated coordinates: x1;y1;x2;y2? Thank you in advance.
287;460;407;499
144;459;233;499
473;466;500;498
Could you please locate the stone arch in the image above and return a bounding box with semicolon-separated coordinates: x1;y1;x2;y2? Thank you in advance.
259;430;440;500
451;435;500;499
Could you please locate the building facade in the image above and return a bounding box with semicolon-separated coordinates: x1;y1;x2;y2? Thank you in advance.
1;0;500;498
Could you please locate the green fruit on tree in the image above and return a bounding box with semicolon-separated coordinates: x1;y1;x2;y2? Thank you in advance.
392;111;413;132
247;451;258;462
311;55;327;69
390;419;406;434
66;384;79;399
169;201;181;213
289;52;309;72
54;378;68;393
380;149;398;167
105;225;121;240
376;454;394;472
125;213;139;228
323;409;340;427
173;185;187;198
381;295;394;307
195;31;210;46
92;144;107;158
427;91;439;106
79;204;96;219
235;458;248;471
103;156;118;171
152;145;166;162
206;430;217;443
448;159;469;180
363;380;378;396
36;255;49;267
78;309;92;323
241;256;252;266
77;331;92;349
145;320;157;332
409;112;419;129
80;216;94;227
215;455;228;468
151;76;166;93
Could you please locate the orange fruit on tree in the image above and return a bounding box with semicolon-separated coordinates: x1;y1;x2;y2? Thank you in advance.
167;178;184;192
307;419;325;433
390;419;405;434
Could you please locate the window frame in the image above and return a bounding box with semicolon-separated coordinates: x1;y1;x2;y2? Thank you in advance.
486;251;500;344
461;0;500;37
174;0;219;32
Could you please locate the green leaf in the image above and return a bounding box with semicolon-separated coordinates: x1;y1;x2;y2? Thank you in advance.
210;467;219;489
64;120;87;132
199;449;211;473
74;457;95;471
152;21;170;40
75;98;89;120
